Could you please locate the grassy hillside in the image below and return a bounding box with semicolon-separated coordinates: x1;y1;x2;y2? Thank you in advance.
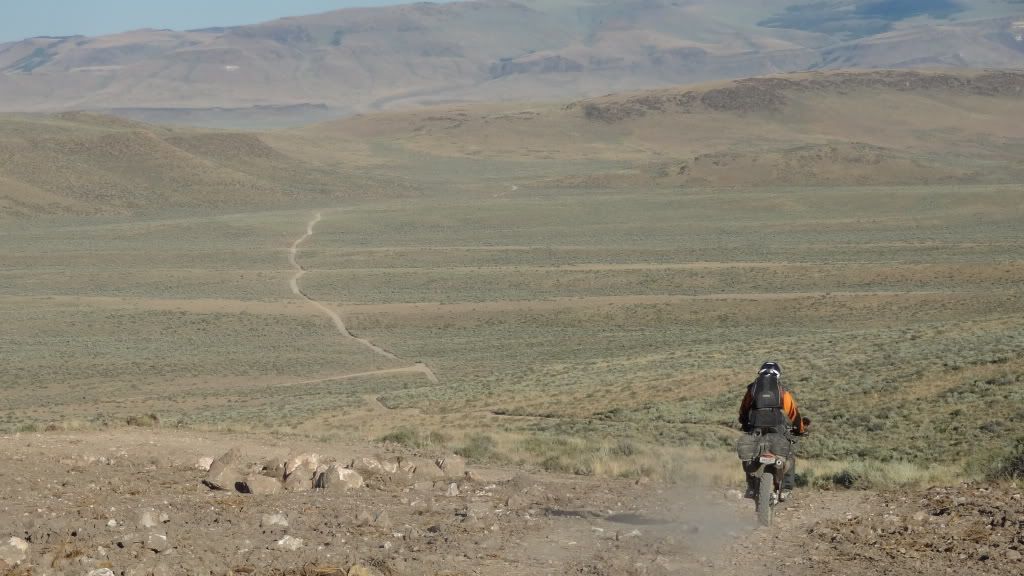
2;185;1021;485
2;68;1024;483
0;113;414;216
2;70;1022;486
280;69;1024;187
3;69;1024;217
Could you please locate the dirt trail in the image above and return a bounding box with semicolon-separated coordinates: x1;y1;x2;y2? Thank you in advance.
282;363;439;386
288;211;439;384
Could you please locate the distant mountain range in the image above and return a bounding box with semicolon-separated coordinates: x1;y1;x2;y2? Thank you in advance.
0;0;1022;126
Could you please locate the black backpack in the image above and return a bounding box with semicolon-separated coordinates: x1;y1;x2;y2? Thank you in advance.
747;372;788;432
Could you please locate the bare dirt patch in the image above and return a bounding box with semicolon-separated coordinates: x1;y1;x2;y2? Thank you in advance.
4;430;1018;575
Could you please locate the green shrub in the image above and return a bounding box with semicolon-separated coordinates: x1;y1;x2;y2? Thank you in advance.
985;439;1024;481
831;469;859;489
380;427;419;446
540;455;572;474
611;438;640;457
379;427;450;449
126;413;161;428
457;434;496;461
427;430;451;446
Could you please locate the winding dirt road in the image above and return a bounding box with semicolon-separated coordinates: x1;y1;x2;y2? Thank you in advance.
282;364;439;386
288;211;439;384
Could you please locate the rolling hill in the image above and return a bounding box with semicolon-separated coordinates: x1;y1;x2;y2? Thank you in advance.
281;68;1024;187
0;0;1021;126
0;112;414;217
2;68;1023;217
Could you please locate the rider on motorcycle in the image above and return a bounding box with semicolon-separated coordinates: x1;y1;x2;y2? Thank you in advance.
738;361;808;502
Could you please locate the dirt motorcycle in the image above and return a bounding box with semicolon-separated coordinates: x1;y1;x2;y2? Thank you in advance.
737;418;810;527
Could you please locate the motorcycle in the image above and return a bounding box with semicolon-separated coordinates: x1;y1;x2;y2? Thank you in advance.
747;440;790;527
737;417;810;527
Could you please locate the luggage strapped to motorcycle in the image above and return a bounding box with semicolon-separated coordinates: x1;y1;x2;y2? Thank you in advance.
736;429;793;462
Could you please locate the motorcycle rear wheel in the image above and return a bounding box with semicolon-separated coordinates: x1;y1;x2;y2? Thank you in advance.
756;472;775;527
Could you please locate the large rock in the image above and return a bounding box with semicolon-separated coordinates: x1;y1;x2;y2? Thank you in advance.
315;465;364;491
273;535;304;551
203;448;244;491
145;532;170;553
260;459;287;481
283;464;316;492
436;455;466;479
404;457;445;483
261;513;289;529
351;457;398;479
0;537;29;567
284;453;321;478
214;447;243;466
241;474;283;495
396;458;417;479
138;509;160;529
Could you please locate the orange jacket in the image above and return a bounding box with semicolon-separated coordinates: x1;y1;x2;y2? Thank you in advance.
739;386;805;434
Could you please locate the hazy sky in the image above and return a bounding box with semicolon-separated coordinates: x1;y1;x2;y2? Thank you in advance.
0;0;439;43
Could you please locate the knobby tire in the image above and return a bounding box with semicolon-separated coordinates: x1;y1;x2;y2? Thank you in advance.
757;471;775;527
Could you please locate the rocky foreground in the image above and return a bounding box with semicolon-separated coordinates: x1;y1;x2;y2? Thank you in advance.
792;485;1024;574
1;430;1022;576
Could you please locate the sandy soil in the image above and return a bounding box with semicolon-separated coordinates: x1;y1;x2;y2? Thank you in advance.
2;429;1020;576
